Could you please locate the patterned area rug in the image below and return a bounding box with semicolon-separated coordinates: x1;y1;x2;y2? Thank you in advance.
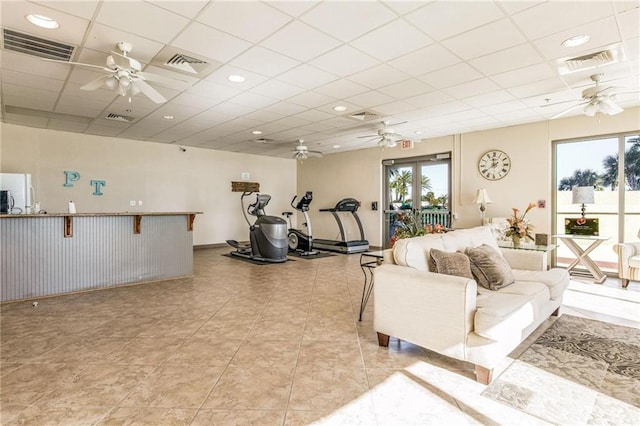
482;315;640;425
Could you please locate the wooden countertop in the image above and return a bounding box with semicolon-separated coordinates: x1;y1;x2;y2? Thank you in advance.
0;212;203;218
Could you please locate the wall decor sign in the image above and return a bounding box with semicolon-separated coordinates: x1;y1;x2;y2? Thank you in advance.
63;171;107;195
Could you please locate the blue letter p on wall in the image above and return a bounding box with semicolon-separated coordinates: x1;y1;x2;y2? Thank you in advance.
63;171;80;187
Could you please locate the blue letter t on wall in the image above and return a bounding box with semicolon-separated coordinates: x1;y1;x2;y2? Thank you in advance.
90;180;106;196
64;171;80;187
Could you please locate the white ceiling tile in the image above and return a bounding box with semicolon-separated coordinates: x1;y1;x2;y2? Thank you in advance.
442;19;526;60
0;1;90;45
533;17;622;61
404;1;505;41
1;68;65;92
418;63;483;89
171;92;221;110
147;1;209;18
387;44;461;77
3;112;49;128
172;22;252;63
268;0;319;17
242;110;285;123
229;46;300;77
47;119;90;132
405;91;455;108
0;51;69;80
300;1;397;42
260;21;341;62
30;0;100;20
276;64;339;89
480;100;529;115
507;77;569;99
314;79;370;99
374;100;418;115
378;78;433;99
83;24;164;63
350;19;432;61
251;80;307;100
423;100;472;116
197;1;292;43
498;1;542;16
309;45;380;77
443;78;501;99
463;90;517;108
229;92;279;110
383;1;428;15
490;63;557;89
345;90;395;108
511;1;615;40
85;125;126;137
95;1;188;43
287;91;336;109
204;65;269;89
618;6;640;39
262;101;308;116
469;43;544;76
270;116;312;129
187;80;241;102
347;64;411;89
292;109;335;122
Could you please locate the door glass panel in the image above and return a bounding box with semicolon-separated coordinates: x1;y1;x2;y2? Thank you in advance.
420;162;450;227
389;166;413;210
624;135;640;241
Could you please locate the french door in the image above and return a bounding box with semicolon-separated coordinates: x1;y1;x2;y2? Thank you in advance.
382;153;451;248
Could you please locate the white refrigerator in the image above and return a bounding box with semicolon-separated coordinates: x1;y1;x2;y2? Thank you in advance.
0;173;32;214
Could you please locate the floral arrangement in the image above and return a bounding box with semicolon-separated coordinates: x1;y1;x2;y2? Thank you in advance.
505;202;536;242
390;210;445;247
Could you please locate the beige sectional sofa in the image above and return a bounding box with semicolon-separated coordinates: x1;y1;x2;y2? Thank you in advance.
373;226;569;384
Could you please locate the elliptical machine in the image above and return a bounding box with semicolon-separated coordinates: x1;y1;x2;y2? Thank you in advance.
226;192;288;263
282;191;318;256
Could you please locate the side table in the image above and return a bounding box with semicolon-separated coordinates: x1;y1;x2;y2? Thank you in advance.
359;250;385;321
553;234;610;283
497;242;557;270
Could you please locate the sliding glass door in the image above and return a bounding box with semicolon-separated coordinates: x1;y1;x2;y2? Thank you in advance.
554;133;639;273
383;153;451;248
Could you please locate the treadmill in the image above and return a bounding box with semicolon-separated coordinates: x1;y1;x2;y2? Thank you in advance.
314;198;369;254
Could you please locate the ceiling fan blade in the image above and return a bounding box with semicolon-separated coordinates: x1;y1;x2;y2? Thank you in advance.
42;58;111;72
80;75;112;91
599;97;624;115
540;99;579;108
140;71;188;88
384;120;408;127
110;50;142;71
131;79;167;103
550;102;587;119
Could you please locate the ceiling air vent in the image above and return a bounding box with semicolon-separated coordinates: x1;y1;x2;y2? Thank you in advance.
152;47;222;79
1;28;74;61
164;53;209;75
105;113;134;123
557;43;625;75
251;138;275;144
346;110;380;122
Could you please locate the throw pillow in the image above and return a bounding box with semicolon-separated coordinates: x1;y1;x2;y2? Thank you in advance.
465;244;515;291
429;249;474;279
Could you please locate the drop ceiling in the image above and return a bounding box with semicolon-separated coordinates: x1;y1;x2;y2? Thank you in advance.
1;0;639;159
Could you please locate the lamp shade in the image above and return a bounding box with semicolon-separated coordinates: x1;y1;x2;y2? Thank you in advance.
474;188;492;204
572;186;594;204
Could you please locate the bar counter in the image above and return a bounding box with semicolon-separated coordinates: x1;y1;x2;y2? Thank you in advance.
1;212;201;302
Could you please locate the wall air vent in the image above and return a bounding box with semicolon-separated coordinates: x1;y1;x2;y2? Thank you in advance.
1;28;74;61
105;113;135;123
346;110;380;122
557;43;625;75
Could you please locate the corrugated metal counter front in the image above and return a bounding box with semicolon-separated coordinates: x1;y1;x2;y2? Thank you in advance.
0;212;201;302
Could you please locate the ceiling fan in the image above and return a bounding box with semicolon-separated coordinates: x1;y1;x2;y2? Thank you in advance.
544;74;626;119
358;120;409;148
292;140;323;161
44;41;184;103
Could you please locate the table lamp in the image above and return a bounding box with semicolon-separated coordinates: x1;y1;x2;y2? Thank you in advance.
474;188;492;225
572;186;594;219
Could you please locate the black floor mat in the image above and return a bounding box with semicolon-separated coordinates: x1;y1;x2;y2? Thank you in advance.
222;253;293;265
288;251;336;259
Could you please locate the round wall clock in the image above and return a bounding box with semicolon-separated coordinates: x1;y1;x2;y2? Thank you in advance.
478;150;511;180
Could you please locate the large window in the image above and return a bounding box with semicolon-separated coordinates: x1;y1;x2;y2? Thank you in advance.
554;133;639;273
383;153;451;248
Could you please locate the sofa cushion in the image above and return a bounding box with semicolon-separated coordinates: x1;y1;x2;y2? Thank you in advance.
629;255;640;268
465;244;515;291
475;292;536;341
511;268;570;300
429;249;474;279
441;226;502;254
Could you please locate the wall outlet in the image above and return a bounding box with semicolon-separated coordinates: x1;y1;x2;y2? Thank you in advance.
129;200;136;206
241;172;250;181
137;200;143;206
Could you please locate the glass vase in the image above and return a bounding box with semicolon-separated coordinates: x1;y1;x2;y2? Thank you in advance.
512;235;521;248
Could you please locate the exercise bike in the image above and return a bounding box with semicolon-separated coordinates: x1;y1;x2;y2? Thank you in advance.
282;191;318;256
226;192;288;263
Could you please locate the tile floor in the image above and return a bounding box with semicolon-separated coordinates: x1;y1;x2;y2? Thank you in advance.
1;247;638;425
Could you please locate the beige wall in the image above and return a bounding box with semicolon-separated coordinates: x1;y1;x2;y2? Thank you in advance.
299;107;640;247
0;123;296;245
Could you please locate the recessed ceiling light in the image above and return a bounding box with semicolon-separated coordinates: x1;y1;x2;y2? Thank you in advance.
561;35;591;48
26;14;59;29
333;145;341;149
163;115;174;120
414;130;422;135
228;75;245;83
333;105;347;112
251;130;263;135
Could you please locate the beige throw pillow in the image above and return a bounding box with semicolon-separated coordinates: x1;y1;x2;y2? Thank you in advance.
429;249;474;279
465;244;515;291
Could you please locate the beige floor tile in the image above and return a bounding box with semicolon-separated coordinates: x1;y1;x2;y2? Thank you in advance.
105;337;184;365
297;340;364;369
229;338;300;368
97;407;197;425
136;316;210;339
0;363;81;405
360;338;432;370
164;337;243;366
33;335;131;364
195;316;257;339
118;364;223;408
202;366;294;410
3;404;112;425
0;404;27;424
246;317;306;340
191;409;285;425
289;366;369;411
0;333;73;363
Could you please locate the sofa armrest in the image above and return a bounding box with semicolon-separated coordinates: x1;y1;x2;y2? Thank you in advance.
373;264;477;361
500;248;546;271
613;242;640;272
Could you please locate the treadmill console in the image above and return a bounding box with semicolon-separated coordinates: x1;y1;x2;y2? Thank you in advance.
294;191;313;212
334;198;360;212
